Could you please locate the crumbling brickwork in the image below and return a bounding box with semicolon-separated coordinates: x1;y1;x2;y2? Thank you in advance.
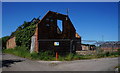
38;11;76;39
6;37;16;49
6;11;82;54
37;11;81;53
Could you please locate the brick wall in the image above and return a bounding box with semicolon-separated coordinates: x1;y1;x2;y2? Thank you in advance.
6;37;16;49
76;50;96;55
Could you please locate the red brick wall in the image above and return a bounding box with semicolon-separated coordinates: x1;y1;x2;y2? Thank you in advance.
6;37;16;49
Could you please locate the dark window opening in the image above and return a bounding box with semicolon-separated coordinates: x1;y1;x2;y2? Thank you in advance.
50;19;53;22
46;24;50;27
46;18;49;21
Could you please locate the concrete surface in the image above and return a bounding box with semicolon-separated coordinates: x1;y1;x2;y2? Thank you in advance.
2;53;119;71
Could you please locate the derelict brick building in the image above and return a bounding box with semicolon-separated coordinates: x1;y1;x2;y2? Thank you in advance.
37;11;81;53
6;11;82;53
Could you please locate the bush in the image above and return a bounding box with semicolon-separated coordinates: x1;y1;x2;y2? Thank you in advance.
73;54;81;60
58;56;65;61
110;52;119;57
31;52;39;59
105;52;110;57
118;49;120;55
65;53;74;61
39;51;55;60
96;51;120;58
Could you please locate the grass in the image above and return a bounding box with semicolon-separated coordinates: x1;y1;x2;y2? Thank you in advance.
3;46;120;61
3;46;56;61
3;46;31;58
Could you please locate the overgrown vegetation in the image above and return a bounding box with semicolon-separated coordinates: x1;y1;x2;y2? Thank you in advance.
3;46;30;58
3;46;120;61
3;46;55;61
1;36;10;49
15;22;36;48
1;20;38;50
10;21;38;49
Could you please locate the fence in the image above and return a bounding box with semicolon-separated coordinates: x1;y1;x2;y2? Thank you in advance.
77;40;120;55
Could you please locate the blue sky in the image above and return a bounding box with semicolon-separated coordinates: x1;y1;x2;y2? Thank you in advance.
2;2;118;41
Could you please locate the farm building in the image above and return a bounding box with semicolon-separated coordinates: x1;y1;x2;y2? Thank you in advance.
6;11;82;54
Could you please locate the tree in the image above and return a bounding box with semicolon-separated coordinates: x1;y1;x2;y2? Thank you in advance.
2;36;10;49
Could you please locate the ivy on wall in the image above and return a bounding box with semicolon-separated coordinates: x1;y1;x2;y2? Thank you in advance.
10;20;38;49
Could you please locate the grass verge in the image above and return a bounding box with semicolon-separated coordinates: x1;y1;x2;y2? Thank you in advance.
3;46;120;61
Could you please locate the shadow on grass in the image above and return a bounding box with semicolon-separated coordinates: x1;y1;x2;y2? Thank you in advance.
2;59;24;68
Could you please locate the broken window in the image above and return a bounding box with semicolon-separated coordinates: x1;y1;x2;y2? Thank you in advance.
57;20;62;32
